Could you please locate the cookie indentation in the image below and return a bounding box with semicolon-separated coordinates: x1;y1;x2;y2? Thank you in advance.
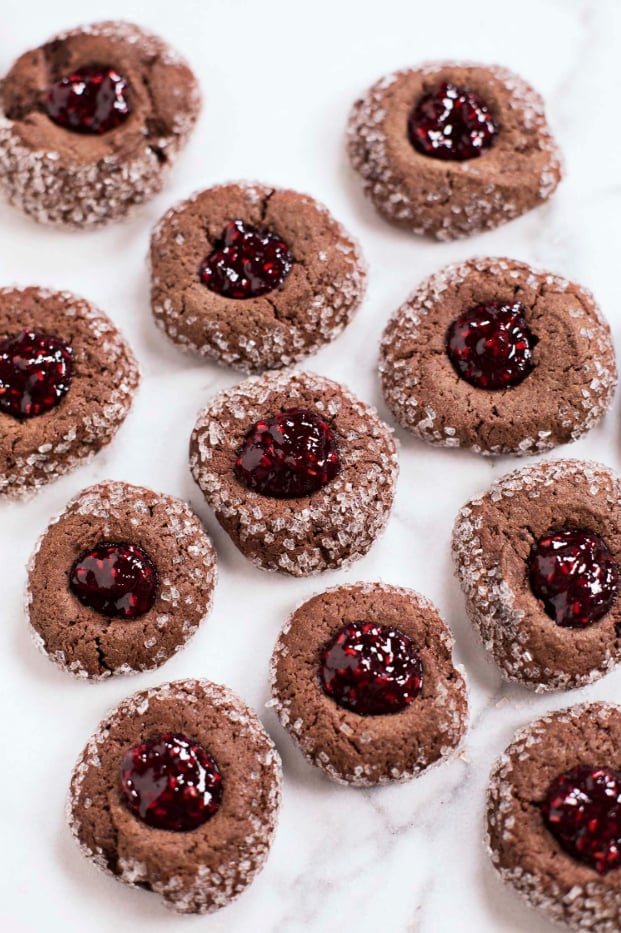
445;300;536;390
529;529;619;629
0;330;74;419
120;732;223;831
542;765;621;875
199;219;293;299
69;542;158;619
319;620;423;715
46;64;131;134
408;80;498;161
234;408;340;499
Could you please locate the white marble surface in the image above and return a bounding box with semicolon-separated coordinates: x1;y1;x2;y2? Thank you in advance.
1;0;621;930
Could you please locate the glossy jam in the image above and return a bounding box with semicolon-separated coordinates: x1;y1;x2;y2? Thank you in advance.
542;765;621;874
199;219;294;299
234;407;340;499
529;529;619;628
446;300;536;390
46;64;131;134
0;330;73;419
69;542;157;618
120;732;223;832
408;80;498;161
320;620;423;716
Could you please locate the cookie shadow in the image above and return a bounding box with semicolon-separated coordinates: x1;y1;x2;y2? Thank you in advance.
440;539;505;698
336;139;425;248
13;585;79;690
55;815;205;928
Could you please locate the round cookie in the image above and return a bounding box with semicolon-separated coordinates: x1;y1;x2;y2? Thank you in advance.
452;459;621;692
487;702;621;932
27;481;216;679
380;257;616;456
189;370;398;575
67;679;281;913
347;62;562;239
0;286;139;496
269;583;468;785
150;182;366;372
0;21;200;227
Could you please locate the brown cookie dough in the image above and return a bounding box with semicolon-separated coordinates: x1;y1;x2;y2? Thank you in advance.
0;287;139;496
67;679;282;913
189;370;398;575
0;21;200;227
269;583;468;785
453;459;621;692
347;62;562;239
150;182;366;372
27;481;217;679
380;257;617;456
487;702;621;932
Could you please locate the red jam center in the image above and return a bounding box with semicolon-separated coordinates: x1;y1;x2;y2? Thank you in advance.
408;80;498;161
542;765;621;874
320;621;423;716
446;300;536;390
0;330;73;419
46;64;131;134
199;219;294;299
69;542;157;619
528;529;619;628
120;732;223;832
234;407;340;499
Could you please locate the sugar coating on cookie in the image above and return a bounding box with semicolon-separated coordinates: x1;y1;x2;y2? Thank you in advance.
67;679;282;913
380;257;616;456
27;481;216;679
487;702;621;933
269;582;468;785
0;286;139;496
150;182;366;372
189;370;398;576
0;21;201;227
347;61;562;239
452;459;621;692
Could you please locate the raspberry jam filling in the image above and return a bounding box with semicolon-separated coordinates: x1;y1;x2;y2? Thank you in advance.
234;407;340;499
320;621;423;716
120;732;223;832
0;330;73;419
199;219;294;299
446;300;536;390
46;64;131;134
528;530;619;628
528;529;619;628
69;542;157;619
542;765;621;874
408;80;498;161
